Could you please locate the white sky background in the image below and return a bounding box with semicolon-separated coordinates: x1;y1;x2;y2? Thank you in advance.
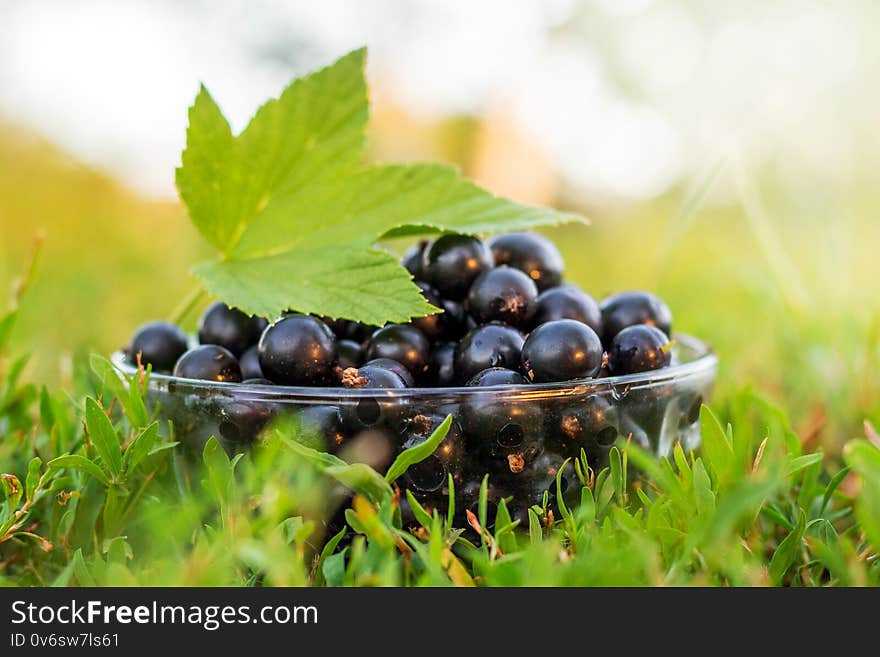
0;0;877;202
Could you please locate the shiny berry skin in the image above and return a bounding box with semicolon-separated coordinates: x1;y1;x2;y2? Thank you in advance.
422;234;494;300
341;364;409;390
298;405;345;451
402;240;429;281
197;302;266;356
366;324;430;378
425;343;456;387
363;358;415;387
533;284;602;335
608;324;672;375
129;321;188;373
461;368;543;477
239;345;264;380
599;291;672;345
218;400;273;445
340;364;409;431
466;266;538;329
336;339;364;370
547;395;619;457
487;232;564;291
454;322;525;384
521;319;603;383
257;314;337;386
466;367;529;387
173;345;242;382
412;282;466;341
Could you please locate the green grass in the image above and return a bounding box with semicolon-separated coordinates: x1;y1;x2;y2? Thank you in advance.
1;243;879;587
2;127;880;586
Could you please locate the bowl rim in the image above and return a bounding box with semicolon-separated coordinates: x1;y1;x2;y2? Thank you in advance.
111;333;717;401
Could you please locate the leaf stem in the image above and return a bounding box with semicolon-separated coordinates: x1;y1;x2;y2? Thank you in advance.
168;284;209;326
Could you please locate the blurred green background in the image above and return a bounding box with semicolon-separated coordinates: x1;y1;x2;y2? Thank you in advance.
1;0;879;458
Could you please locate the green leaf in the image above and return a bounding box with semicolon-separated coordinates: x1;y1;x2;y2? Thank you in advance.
178;49;585;324
48;454;110;486
123;422;159;473
385;415;452;483
786;452;823;477
528;508;542;546
177;49;367;252
72;548;97;587
819;466;851;515
196;247;436;325
446;473;456;529
555;458;573;525
404;490;434;529
692;458;716;515
843;440;880;551
50;558;78;587
282;433;391;502
89;355;139;425
0;311;15;352
85;397;123;478
699;405;734;481
202;437;238;515
25;457;42;502
0;474;22;510
494;499;518;554
478;475;489;535
324;463;393;504
322;547;349;587
313;527;348;587
769;508;806;584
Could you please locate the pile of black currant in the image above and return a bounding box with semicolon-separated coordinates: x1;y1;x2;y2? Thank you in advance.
125;232;678;521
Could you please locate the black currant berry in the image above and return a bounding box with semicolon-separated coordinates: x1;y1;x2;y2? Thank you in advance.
173;345;242;382
608;325;672;375
547;395;619;456
454;322;525;384
466;367;529;387
466;266;538;329
424;343;456;387
422;234;494;300
599;291;672;345
487;232;564;291
258;314;337;386
411;282;466;341
340;364;409;431
402;240;429;281
218;400;273;445
533;284;602;335
521;319;603;383
341;364;408;390
298;405;345;451
461;368;543;478
128;321;188;373
197;302;265;356
336;339;365;370
366;324;430;379
363;358;415;387
239;345;264;380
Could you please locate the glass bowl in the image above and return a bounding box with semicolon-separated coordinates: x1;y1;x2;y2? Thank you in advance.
111;334;716;521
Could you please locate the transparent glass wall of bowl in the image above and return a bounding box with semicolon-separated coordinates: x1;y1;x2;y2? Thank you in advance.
112;335;716;522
